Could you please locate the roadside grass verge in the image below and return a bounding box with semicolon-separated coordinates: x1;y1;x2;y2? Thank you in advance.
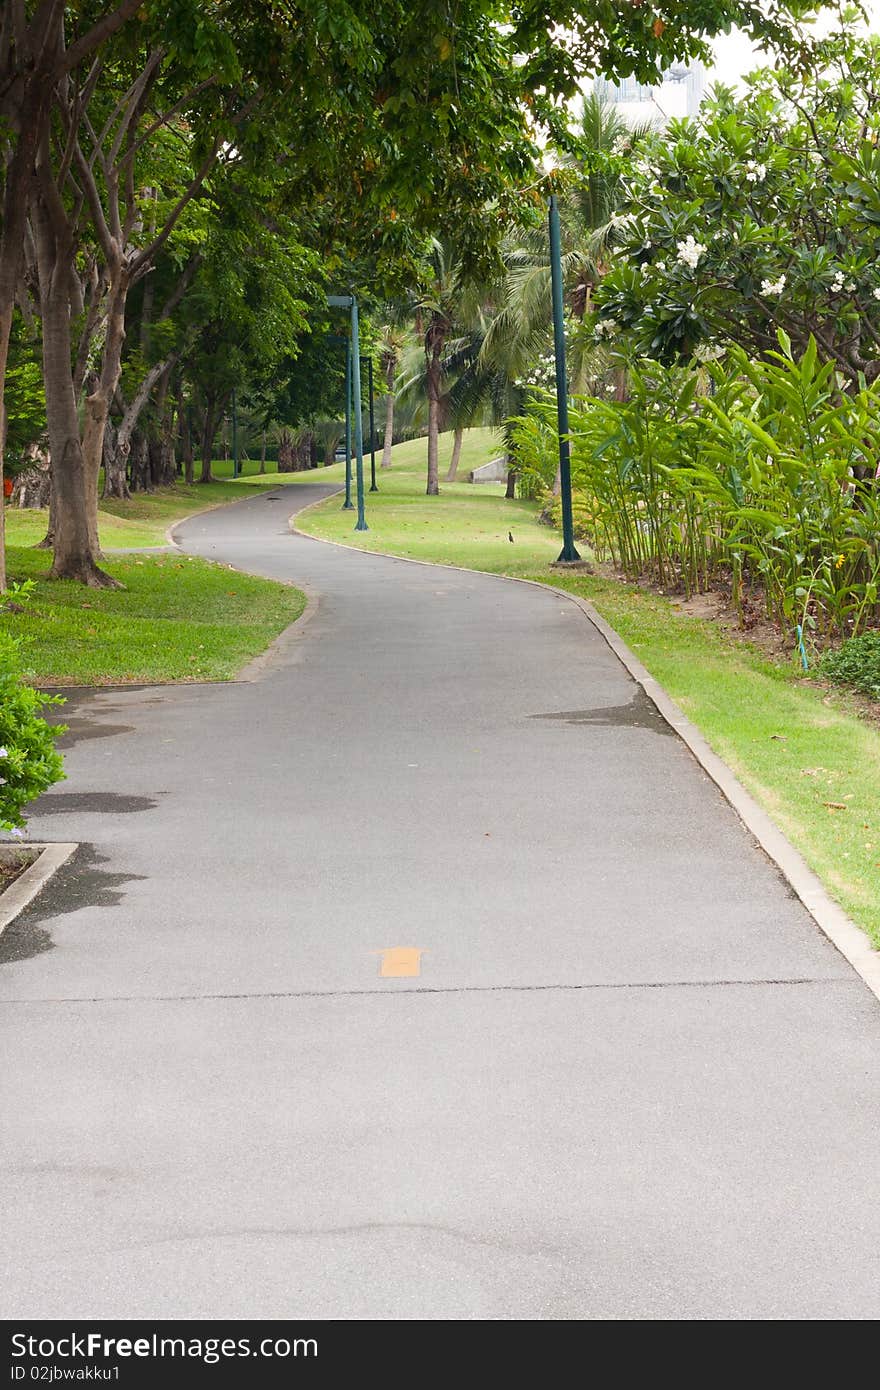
299;432;880;949
4;547;305;685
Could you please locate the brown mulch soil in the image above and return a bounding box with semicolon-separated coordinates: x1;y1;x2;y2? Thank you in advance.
0;850;37;895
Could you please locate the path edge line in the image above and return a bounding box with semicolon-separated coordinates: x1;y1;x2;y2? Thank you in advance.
290;505;880;1004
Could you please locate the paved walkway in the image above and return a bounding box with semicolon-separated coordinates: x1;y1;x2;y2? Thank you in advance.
2;485;879;1319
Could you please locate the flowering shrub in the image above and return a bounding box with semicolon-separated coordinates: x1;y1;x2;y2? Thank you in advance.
594;27;880;389
0;583;65;832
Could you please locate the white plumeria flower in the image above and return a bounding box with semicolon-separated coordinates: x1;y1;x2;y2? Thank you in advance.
676;235;707;270
594;318;618;339
831;271;845;292
874;287;880;301
694;341;724;363
745;160;767;182
761;274;786;296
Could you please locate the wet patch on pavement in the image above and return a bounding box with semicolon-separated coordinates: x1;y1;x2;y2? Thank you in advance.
531;688;674;734
0;847;147;964
55;719;135;747
32;793;159;814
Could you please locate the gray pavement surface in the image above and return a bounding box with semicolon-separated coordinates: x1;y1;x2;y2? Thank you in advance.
2;484;879;1320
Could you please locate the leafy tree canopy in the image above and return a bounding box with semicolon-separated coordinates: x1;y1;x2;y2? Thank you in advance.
593;21;880;385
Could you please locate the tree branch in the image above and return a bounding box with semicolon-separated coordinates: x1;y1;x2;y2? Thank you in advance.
108;48;163;168
129;136;224;278
121;78;217;169
158;252;204;320
62;0;142;75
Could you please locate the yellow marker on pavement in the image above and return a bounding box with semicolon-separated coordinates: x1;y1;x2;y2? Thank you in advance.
378;947;423;978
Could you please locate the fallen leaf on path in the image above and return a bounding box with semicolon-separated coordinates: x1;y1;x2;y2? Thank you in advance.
823;802;847;811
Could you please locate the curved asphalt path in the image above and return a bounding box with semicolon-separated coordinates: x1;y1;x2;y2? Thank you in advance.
2;483;880;1320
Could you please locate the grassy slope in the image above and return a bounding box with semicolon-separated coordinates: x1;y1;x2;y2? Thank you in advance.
5;545;304;688
299;430;880;948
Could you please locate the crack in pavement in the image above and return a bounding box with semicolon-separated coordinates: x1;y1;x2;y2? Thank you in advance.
0;975;853;1006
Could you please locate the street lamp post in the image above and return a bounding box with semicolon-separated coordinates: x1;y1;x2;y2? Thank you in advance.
232;388;240;479
329;293;367;530
350;298;368;531
342;338;354;509
549;193;581;565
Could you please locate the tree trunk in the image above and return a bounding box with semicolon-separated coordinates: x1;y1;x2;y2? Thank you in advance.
151;367;176;486
0;82;50;591
11;444;51;508
81;274;128;557
199;400;218;483
505;466;517;499
552;460;562;497
105;354;176;496
277;429;294;472
102;418;130;498
259;429;266;474
35;482;56;548
425;355;442;497
381;393;394;468
129;431;150;491
0;340;8;589
33;195;118;588
181;403;194;485
446;426;464;481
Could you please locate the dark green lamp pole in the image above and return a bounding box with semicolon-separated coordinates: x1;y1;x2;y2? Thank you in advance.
343;338;353;509
329;294;367;530
350;298;368;531
231;388;239;479
549;193;580;564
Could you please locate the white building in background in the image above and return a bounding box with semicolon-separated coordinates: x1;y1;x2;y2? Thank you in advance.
593;62;707;125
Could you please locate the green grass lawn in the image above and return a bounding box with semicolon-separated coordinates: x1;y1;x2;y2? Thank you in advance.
300;430;880;949
4;547;305;685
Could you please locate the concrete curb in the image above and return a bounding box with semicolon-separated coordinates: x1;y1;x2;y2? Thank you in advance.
0;843;78;941
290;505;880;1006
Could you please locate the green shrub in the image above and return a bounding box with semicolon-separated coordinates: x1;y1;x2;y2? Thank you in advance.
820;633;880;701
0;582;65;831
513;336;880;644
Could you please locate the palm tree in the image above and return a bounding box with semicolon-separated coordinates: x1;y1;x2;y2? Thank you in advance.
405;239;481;495
377;322;407;468
481;95;654;391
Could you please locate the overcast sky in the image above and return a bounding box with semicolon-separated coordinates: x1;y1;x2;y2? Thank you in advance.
710;2;879;81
